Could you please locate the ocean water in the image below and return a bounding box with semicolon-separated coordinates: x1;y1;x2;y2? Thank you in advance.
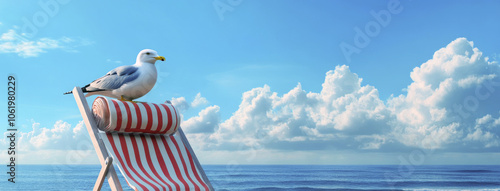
1;165;499;190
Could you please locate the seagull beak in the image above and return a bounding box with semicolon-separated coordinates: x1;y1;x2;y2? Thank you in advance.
155;56;165;61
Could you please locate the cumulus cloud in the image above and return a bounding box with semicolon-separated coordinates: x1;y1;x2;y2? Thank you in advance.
171;96;190;112
0;120;96;164
0;29;92;57
388;38;500;150
171;93;209;112
189;65;391;151
185;37;500;152
171;93;214;133
464;114;500;148
191;93;209;108
183;105;221;133
7;120;90;151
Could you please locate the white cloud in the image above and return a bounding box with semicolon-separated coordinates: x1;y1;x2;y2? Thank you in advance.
187;65;390;151
0;29;92;57
184;37;500;152
191;93;208;108
0;120;97;164
171;93;209;112
171;96;190;112
388;38;500;150
183;105;220;133
0;120;91;156
463;114;500;148
12;120;90;150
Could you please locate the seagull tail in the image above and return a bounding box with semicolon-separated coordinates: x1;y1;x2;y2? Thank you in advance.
63;85;90;95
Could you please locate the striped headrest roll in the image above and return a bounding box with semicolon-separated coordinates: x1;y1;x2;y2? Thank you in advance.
91;96;180;135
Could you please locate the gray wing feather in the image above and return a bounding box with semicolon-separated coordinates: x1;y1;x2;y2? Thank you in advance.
86;65;140;91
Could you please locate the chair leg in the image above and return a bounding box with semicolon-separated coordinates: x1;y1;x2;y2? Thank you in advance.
94;157;113;191
73;87;122;191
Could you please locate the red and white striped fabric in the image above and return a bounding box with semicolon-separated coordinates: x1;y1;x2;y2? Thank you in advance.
100;132;211;191
92;97;180;135
90;97;212;191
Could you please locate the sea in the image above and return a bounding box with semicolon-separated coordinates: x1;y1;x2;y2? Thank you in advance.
1;165;499;190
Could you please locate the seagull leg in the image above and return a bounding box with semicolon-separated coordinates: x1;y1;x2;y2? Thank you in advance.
120;95;140;103
119;95;127;101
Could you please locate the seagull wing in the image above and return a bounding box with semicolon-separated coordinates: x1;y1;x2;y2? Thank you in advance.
83;65;140;93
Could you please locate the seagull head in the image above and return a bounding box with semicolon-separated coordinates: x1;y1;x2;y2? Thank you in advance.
137;49;165;64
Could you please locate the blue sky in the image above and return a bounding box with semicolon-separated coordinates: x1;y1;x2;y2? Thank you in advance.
1;0;500;165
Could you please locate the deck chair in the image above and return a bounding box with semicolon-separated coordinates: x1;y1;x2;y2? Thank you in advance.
71;87;214;191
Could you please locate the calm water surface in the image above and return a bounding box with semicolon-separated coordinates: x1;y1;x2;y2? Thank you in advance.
1;165;499;190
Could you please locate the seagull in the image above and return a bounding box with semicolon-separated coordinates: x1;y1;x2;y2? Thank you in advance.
64;49;165;101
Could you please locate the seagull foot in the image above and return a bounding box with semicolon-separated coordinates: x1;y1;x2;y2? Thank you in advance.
119;96;140;103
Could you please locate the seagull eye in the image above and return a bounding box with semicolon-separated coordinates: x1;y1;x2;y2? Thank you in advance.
146;52;151;55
